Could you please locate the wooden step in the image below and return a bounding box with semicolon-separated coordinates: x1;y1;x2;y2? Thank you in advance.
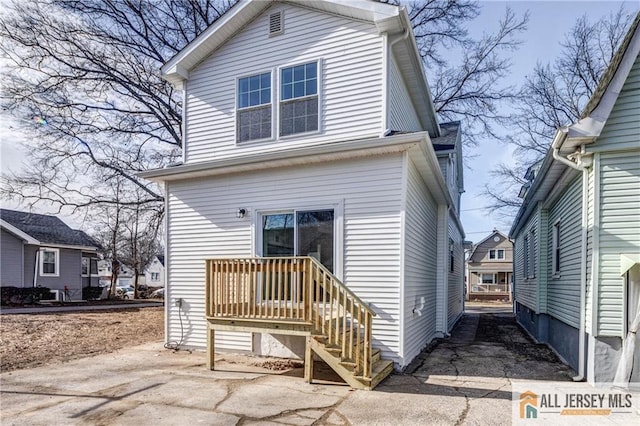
355;359;394;390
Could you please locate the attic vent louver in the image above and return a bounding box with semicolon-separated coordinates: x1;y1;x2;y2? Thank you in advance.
269;11;283;36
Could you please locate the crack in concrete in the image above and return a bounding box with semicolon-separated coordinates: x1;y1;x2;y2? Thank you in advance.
313;391;353;426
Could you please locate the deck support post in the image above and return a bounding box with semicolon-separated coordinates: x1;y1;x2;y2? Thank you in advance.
207;323;215;370
304;336;314;383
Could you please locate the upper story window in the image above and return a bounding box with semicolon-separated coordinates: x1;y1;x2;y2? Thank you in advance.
489;249;505;260
151;272;160;281
280;62;318;136
237;72;272;142
40;248;59;277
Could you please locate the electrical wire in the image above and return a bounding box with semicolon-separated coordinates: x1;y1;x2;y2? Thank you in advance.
164;300;184;351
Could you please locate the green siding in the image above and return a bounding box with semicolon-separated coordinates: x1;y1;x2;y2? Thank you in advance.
597;152;640;336
547;177;583;328
593;52;640;336
514;207;539;311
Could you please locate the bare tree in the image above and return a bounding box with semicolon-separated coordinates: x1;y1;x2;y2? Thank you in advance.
119;200;162;299
386;1;529;146
484;6;636;216
0;0;233;211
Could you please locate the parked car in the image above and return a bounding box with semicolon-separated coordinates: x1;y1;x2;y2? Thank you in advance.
116;286;135;299
150;288;164;299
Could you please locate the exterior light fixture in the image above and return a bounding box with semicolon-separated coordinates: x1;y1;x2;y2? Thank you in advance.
236;208;246;219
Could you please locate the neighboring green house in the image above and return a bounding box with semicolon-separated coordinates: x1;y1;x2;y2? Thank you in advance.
510;13;639;386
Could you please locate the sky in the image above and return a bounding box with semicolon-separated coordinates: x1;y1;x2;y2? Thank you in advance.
0;0;632;238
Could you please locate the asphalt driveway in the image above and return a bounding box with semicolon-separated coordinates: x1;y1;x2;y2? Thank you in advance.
1;303;575;425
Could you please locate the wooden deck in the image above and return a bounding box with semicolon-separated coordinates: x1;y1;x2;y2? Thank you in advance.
205;257;393;390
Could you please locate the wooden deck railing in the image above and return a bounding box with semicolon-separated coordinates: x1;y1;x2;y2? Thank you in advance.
205;257;376;378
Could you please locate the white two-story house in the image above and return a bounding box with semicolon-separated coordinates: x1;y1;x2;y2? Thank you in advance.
140;0;465;390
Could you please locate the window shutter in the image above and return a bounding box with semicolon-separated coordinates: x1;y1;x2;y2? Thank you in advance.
269;11;283;36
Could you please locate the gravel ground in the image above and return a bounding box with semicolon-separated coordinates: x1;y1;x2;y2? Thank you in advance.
0;307;163;372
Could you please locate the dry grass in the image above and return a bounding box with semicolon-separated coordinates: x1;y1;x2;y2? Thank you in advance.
0;307;163;372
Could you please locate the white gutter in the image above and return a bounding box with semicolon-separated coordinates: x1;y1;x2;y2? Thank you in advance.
552;126;589;382
573;166;589;382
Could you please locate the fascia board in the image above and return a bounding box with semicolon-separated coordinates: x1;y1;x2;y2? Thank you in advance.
138;133;429;182
39;244;100;252
0;220;40;245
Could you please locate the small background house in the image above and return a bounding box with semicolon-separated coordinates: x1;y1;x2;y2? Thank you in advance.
466;230;513;301
0;209;101;301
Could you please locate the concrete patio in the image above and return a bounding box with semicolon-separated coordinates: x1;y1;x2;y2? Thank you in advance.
1;304;576;425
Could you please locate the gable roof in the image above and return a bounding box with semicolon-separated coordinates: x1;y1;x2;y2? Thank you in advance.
510;13;640;238
161;0;440;136
0;209;101;250
468;229;510;259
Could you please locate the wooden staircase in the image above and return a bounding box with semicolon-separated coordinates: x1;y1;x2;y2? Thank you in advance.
205;256;394;390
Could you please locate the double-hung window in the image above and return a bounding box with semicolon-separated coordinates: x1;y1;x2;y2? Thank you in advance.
237;72;272;142
40;248;59;277
280;62;318;136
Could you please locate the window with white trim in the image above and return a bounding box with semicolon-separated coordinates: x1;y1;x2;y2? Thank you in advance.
82;257;98;276
237;72;272;142
151;272;160;281
523;235;529;278
40;248;59;276
481;273;495;284
552;222;560;275
280;62;318;136
489;249;506;260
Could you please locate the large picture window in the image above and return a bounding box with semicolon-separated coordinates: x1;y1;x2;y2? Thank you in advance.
280;62;318;136
237;72;272;142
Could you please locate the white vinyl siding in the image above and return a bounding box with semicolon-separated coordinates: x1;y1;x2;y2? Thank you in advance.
514;211;538;311
185;3;383;163
596;152;640;336
388;55;421;132
402;157;438;365
447;212;464;330
547;177;582;328
166;155;404;360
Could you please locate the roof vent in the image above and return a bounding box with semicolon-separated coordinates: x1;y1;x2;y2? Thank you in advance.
269;11;283;36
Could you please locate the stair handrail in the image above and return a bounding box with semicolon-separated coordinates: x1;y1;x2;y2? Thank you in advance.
305;256;376;318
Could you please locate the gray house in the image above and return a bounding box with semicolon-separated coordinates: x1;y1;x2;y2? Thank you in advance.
0;209;101;301
510;14;639;386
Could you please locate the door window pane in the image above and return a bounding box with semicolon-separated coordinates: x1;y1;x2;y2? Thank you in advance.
296;210;334;272
262;213;294;256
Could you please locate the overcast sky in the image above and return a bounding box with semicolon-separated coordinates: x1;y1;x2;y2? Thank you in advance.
0;0;632;238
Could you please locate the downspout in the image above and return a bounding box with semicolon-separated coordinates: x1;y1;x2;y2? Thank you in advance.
382;28;410;137
553;127;590;381
574;165;589;382
33;250;39;287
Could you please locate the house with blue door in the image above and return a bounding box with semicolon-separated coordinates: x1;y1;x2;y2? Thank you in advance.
140;0;465;389
510;13;640;387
